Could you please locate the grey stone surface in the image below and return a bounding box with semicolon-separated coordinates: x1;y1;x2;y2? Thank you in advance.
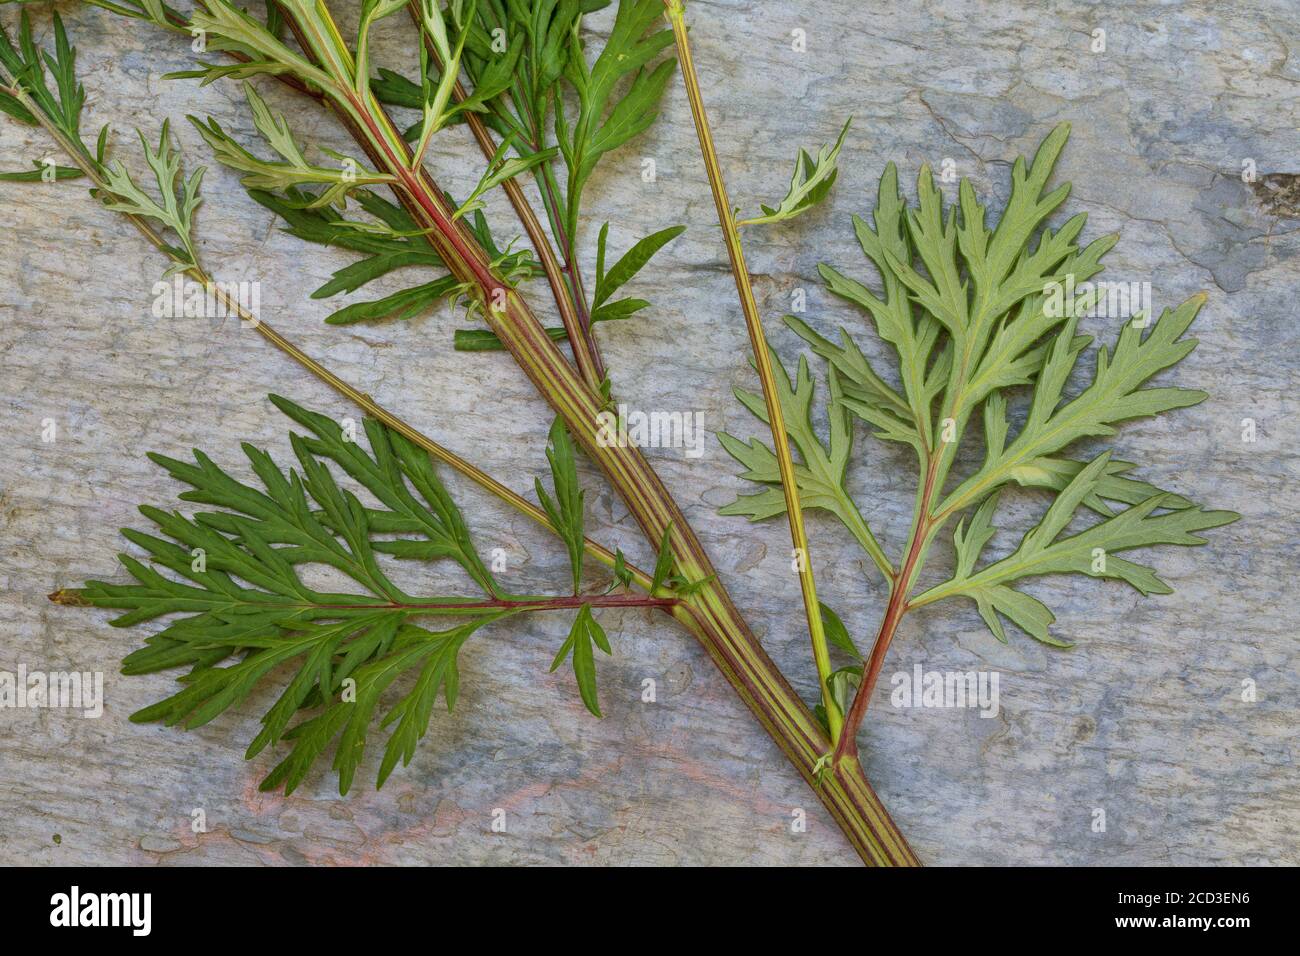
0;0;1296;865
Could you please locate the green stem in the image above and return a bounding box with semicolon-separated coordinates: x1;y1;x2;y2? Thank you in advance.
664;0;841;743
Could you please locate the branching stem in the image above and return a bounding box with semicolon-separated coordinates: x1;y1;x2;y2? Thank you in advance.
0;56;652;595
403;0;605;388
21;4;920;865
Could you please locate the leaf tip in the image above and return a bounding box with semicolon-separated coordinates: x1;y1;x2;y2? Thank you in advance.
47;588;90;607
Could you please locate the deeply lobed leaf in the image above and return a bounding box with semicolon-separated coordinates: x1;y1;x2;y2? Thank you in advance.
723;125;1237;645
61;395;508;793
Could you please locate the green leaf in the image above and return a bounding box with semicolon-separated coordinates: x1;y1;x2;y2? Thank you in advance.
587;297;649;325
535;418;586;593
666;571;716;598
247;188;449;301
447;30;523;117
454;325;568;351
376;621;473;788
57;395;520;793
190;84;393;209
549;604;611;718
324;276;460;325
827;664;863;718
557;0;676;238
612;548;633;589
354;0;410;103
0;88;36;125
0;160;82;181
407;0;475;164
452;136;558;220
262;619;485;795
940;296;1212;516
592;224;685;307
371;66;424;109
1001;454;1193;517
267;393;499;594
785;313;918;453
917;452;1238;644
187;0;335;92
98;119;205;271
0;11;85;138
423;0;677;353
819;602;860;658
453;293;651;351
729;124;1236;661
649;524;674;594
814;162;946;457
736;118;850;227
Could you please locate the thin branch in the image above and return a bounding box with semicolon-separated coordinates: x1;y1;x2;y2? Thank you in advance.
835;442;941;762
664;0;841;743
295;593;682;614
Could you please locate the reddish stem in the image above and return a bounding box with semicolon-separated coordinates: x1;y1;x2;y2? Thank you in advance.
834;457;940;764
833;584;908;763
315;594;680;613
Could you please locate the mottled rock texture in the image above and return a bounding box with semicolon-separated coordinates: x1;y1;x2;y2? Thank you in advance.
0;0;1295;866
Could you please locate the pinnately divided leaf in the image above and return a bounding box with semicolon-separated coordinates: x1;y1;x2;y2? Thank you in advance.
190;83;395;209
914;453;1237;645
52;395;515;794
99;120;205;271
938;296;1212;519
724;124;1237;647
0;11;207;275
